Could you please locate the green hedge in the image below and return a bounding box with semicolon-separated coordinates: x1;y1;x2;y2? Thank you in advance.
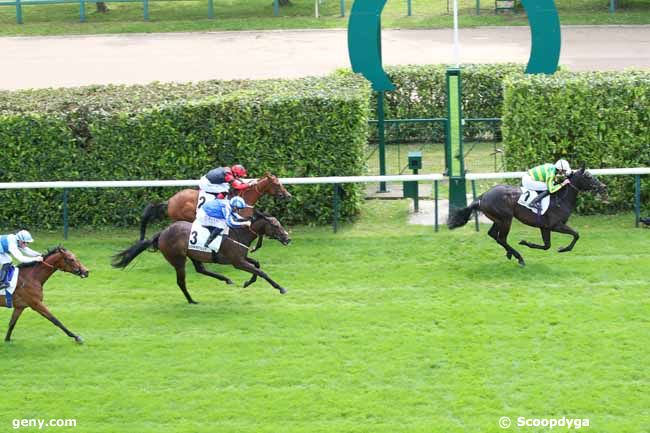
502;71;650;213
0;76;371;229
336;63;527;143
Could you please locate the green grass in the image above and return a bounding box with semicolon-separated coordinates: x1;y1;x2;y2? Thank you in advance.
0;0;648;36
1;200;648;432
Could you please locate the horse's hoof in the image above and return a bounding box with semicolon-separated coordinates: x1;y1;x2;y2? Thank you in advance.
4;339;11;344
518;260;526;267
518;240;526;246
189;300;199;305
226;279;234;285
75;336;84;345
506;252;513;260
279;288;287;295
558;247;570;253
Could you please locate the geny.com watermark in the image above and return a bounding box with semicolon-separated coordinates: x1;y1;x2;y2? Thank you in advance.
12;419;76;430
499;416;590;429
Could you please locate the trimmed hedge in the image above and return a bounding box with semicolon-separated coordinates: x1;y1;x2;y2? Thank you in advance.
0;76;371;229
502;71;650;213
336;63;527;143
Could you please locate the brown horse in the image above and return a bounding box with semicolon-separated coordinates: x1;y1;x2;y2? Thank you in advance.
139;173;292;240
115;212;291;304
1;247;89;344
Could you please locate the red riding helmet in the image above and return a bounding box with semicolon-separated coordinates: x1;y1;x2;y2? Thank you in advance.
231;164;247;178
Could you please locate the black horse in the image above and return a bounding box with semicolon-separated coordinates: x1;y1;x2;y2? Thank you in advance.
448;168;607;266
112;212;291;303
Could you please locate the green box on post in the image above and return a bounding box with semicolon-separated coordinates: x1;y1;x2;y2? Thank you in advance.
408;151;422;170
404;151;422;209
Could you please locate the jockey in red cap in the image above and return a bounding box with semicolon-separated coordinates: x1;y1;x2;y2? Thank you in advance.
198;164;249;200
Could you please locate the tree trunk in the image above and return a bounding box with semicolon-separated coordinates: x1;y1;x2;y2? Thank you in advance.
96;2;109;13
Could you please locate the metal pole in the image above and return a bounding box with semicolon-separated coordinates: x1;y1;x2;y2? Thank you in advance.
476;0;479;15
208;0;214;19
16;0;22;24
609;0;615;13
79;0;85;22
412;168;419;213
332;184;340;233
434;180;439;232
377;91;388;192
635;175;640;227
407;0;412;16
472;180;479;232
452;0;460;67
143;0;149;20
340;0;345;17
63;188;69;240
315;0;319;18
273;0;279;16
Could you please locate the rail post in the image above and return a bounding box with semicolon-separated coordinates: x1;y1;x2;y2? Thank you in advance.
332;184;340;233
635;174;641;227
63;188;69;240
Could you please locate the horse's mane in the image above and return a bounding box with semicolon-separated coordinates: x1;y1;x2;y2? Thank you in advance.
17;246;64;269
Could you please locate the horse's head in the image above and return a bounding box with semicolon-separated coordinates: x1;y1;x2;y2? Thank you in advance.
45;247;90;278
259;172;292;200
252;212;291;246
569;168;608;199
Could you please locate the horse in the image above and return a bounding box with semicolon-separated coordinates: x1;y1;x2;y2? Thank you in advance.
448;168;607;266
1;246;89;344
139;173;292;240
114;212;291;304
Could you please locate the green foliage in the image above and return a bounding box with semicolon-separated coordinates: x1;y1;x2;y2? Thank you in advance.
502;70;650;213
0;76;371;228
337;64;526;144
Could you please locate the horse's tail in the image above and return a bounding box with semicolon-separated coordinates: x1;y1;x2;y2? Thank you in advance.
447;198;482;230
112;232;161;269
139;201;168;241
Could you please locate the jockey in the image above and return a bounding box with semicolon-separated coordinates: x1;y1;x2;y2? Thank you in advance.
199;196;252;249
198;164;250;200
522;159;572;210
0;230;43;305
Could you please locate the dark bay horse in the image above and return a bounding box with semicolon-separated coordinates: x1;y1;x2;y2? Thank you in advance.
114;212;291;304
448;168;607;266
1;247;89;344
139;173;292;240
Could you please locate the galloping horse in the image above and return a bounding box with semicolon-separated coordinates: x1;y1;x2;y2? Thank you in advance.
1;247;89;344
115;212;291;304
448;168;607;266
139;173;292;240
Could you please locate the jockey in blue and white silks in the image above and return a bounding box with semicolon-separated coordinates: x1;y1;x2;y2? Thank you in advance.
197;196;252;249
0;230;43;306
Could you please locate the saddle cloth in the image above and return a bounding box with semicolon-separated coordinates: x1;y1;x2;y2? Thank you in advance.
0;268;19;297
196;190;221;212
188;220;229;254
518;188;551;215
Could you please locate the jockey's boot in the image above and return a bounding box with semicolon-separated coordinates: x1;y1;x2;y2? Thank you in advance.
529;190;549;212
204;227;223;248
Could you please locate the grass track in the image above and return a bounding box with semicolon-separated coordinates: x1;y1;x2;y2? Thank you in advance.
1;200;648;432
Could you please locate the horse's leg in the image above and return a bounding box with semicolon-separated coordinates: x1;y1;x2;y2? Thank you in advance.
552;223;580;253
519;228;551;250
4;306;25;342
232;259;286;294
29;301;83;344
243;257;260;288
190;259;233;285
175;265;198;304
495;221;526;267
488;222;512;260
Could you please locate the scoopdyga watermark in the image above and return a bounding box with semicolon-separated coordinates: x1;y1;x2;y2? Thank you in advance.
499;416;590;429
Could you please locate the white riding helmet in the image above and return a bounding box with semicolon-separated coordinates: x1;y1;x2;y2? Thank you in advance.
229;196;247;210
15;230;34;243
555;159;572;175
